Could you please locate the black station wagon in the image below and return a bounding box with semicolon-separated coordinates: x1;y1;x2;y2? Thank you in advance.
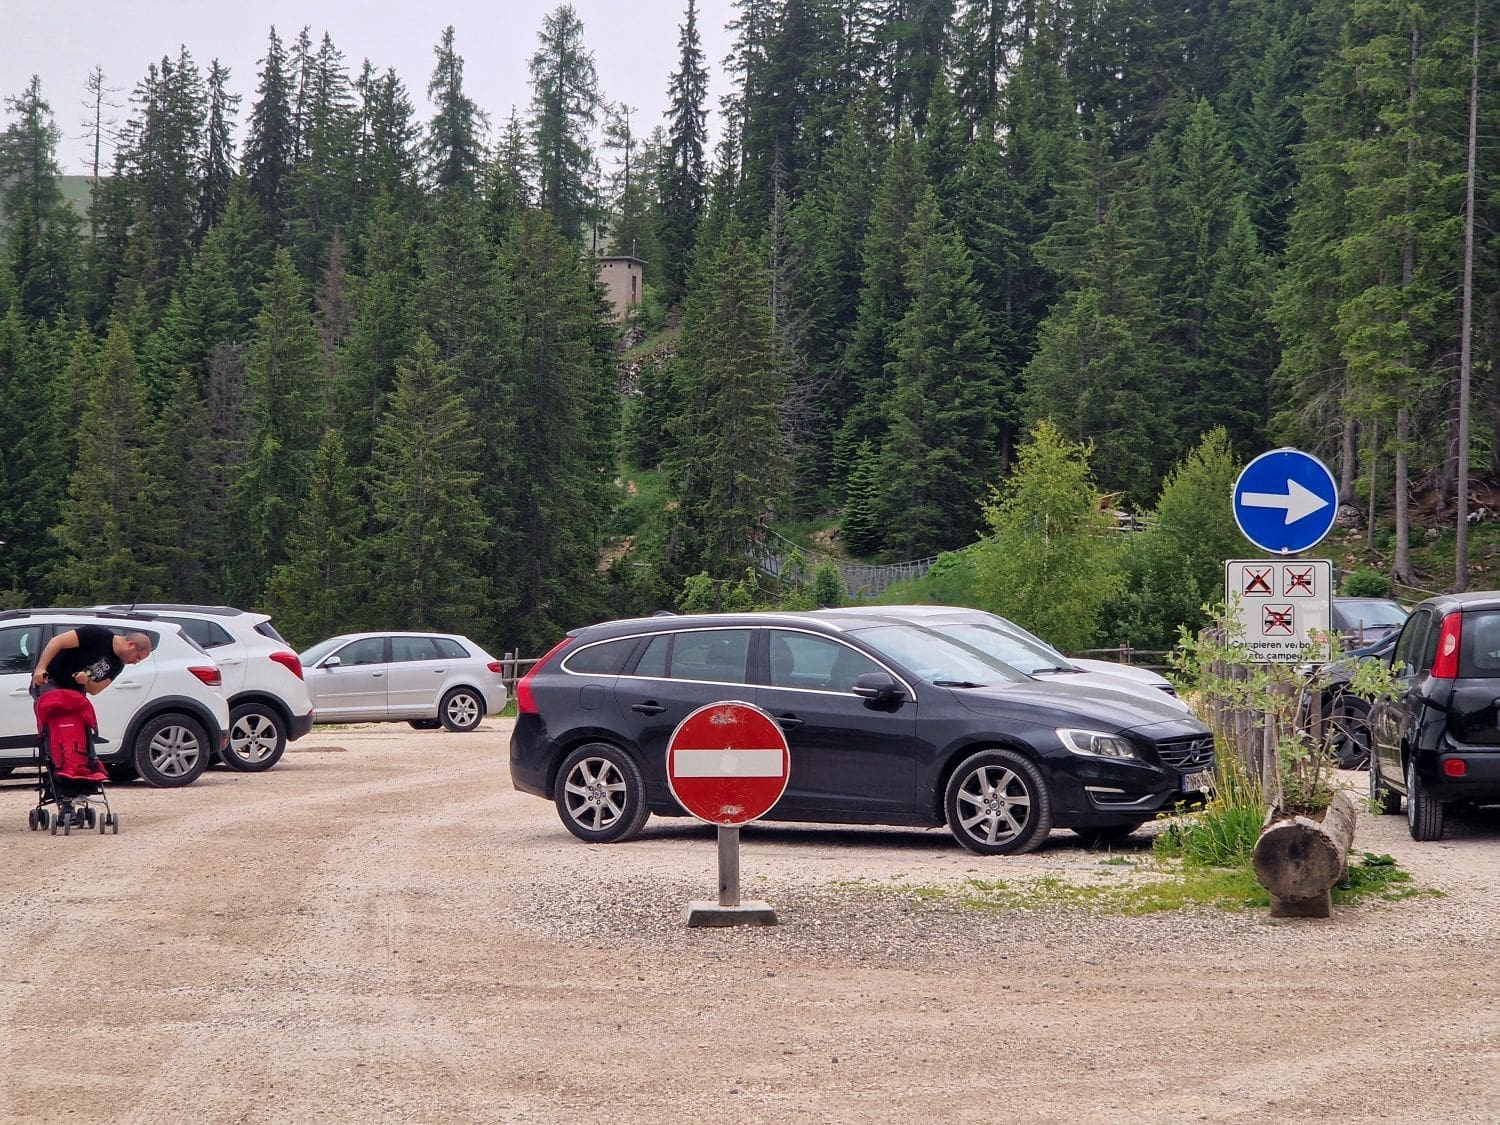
510;612;1215;855
1369;592;1500;840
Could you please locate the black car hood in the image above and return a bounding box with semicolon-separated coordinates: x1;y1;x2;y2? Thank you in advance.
952;678;1208;737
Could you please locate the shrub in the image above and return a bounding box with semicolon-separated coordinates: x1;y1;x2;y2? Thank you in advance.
1340;566;1392;597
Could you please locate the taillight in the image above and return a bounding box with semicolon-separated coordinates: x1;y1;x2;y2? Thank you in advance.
487;661;504;674
516;637;572;715
1443;758;1467;778
269;650;305;680
1431;613;1462;678
189;666;222;686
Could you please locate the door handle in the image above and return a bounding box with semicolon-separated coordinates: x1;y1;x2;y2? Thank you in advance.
776;716;804;729
371;672;384;678
434;668;447;674
631;702;666;716
116;681;143;690
9;688;29;696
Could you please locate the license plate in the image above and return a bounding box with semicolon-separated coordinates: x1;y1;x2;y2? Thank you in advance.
1182;769;1216;795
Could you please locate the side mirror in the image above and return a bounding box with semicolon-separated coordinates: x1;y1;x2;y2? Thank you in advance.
320;656;342;669
852;671;903;701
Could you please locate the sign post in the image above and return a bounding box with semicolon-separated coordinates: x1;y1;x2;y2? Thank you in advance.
1228;448;1338;663
666;700;791;928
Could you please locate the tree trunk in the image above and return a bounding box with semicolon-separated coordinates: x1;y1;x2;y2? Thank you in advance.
1455;0;1479;592
1252;789;1359;918
1339;417;1357;504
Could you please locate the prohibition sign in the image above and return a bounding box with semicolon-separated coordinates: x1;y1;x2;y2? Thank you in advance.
667;701;791;827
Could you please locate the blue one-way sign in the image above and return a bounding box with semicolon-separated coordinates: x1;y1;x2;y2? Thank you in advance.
1232;448;1339;554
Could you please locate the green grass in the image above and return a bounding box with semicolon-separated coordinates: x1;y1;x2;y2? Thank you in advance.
870;850;1433;917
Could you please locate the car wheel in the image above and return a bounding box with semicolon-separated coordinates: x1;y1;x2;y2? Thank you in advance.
132;714;210;788
408;719;442;730
1405;756;1445;841
1370;757;1401;815
554;742;651;843
223;703;287;772
1329;697;1372;769
945;749;1054;856
439;688;484;732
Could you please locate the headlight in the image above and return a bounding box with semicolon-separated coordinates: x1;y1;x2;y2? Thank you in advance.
1058;728;1137;759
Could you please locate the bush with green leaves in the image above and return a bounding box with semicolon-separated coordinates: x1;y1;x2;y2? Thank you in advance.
1339;567;1392;598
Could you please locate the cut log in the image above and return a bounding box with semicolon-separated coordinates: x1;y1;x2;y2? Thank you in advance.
1251;790;1360;918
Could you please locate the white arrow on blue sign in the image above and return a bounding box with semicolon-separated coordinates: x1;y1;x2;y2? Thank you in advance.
1232;448;1339;554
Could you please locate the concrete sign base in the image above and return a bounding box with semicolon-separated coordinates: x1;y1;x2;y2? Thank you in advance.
683;900;779;928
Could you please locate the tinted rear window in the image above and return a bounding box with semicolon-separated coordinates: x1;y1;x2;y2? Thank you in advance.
255;621;288;644
1460;612;1500;677
563;637;638;676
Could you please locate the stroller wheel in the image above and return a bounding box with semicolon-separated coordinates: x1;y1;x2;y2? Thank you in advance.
27;809;38;831
110;812;120;835
50;816;59;836
83;807;96;828
37;808;49;830
62;816;71;837
98;812;107;834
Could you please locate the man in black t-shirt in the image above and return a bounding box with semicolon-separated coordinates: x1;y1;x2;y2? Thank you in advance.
30;625;153;699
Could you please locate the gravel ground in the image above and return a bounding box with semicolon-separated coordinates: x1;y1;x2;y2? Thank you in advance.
0;719;1495;1123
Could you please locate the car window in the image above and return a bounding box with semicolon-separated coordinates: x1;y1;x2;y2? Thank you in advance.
165;617;234;649
254;620;289;644
0;624;42;674
564;637;639;676
391;636;440;662
333;637;386;666
1333;599;1408;630
850;623;1026;685
767;630;881;692
668;629;752;685
632;633;670;678
1393;610;1431;677
432;637;468;659
1460;612;1500;677
931;623;1060;674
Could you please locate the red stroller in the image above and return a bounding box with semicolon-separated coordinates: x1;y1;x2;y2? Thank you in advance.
30;690;119;835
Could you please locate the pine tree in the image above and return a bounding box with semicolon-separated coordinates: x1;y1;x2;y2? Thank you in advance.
424;25;487;194
528;5;601;240
367;333;489;631
285;33;358;269
840;439;884;556
876;189;1005;556
242;27;296;234
666;226;788;580
54;321;171;602
0;76;76;322
150;366;218;599
658;0;710;298
200;59;239;238
263;429;370;645
355;63;421;207
232;248;325;597
500;210;617;648
0;311;67;598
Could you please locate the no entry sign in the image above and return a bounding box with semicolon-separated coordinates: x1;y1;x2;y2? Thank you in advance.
667;701;790;826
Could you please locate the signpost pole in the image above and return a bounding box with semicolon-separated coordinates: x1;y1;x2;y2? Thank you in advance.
717;826;740;907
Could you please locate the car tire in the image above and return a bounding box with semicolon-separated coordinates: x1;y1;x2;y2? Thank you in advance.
554;742;651;844
1405;756;1445;841
408;719;442;730
944;748;1054;856
133;713;210;788
1370;757;1401;815
1329;696;1372;769
439;688;484;732
223;703;287;772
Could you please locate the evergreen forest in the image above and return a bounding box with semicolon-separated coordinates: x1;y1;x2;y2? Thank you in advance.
0;0;1496;656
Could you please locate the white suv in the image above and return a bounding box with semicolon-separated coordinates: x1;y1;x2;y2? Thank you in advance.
0;609;229;787
101;604;315;771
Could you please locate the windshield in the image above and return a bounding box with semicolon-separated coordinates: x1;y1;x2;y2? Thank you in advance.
300;637;347;665
930;622;1076;674
1335;600;1408;629
849;624;1027;686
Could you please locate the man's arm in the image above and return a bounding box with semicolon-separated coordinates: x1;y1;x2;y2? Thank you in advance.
30;629;79;685
83;676;112;695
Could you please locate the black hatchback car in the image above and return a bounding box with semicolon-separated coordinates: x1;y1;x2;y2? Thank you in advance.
510;612;1215;855
1369;592;1500;840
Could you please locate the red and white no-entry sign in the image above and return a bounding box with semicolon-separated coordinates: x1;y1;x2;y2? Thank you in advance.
667;701;790;827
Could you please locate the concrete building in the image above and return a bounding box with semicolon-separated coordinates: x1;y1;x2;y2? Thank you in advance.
597;255;645;321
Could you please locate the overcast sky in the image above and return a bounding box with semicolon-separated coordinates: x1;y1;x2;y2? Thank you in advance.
4;0;738;175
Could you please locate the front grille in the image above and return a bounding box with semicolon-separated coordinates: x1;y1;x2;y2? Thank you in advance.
1156;735;1215;772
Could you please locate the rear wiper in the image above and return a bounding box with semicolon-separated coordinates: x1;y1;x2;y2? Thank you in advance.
1030;666;1077;674
932;679;983;688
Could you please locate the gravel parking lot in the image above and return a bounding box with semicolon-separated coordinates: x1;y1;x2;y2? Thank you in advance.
1;719;1496;1123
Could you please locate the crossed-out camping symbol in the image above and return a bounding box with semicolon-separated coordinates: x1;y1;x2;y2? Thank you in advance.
1263;605;1295;636
1284;566;1316;596
1243;566;1274;596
